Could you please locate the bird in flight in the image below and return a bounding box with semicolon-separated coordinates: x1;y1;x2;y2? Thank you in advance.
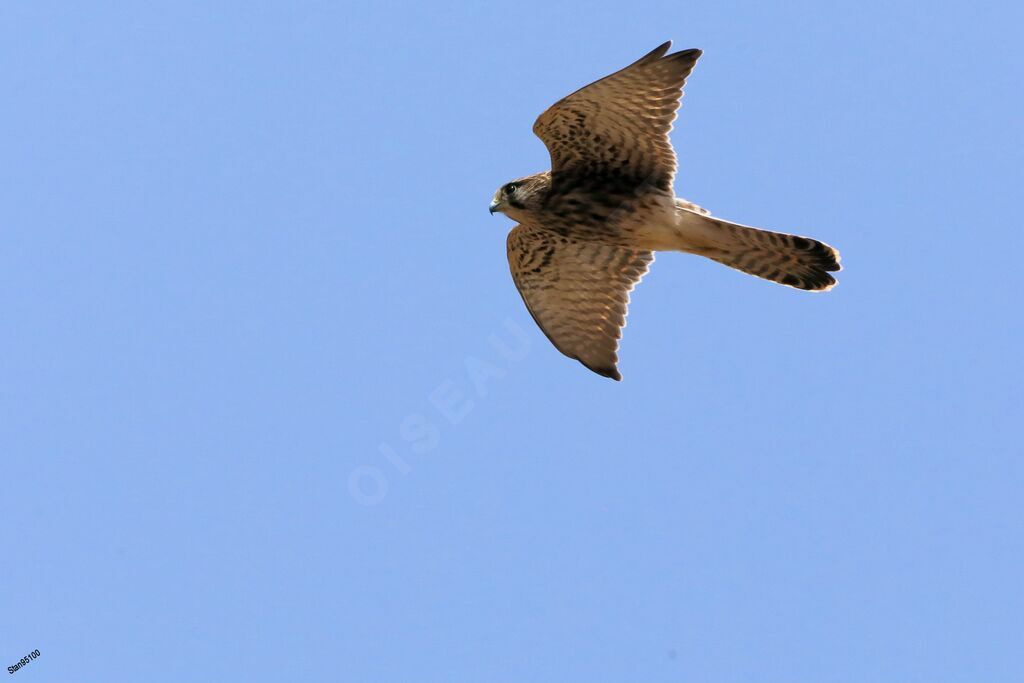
490;42;841;381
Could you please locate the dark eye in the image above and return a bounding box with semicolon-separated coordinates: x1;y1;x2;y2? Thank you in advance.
505;183;517;195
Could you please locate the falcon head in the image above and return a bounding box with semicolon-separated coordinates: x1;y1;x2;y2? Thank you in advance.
489;172;551;221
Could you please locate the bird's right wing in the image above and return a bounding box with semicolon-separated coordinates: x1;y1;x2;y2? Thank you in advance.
507;224;654;381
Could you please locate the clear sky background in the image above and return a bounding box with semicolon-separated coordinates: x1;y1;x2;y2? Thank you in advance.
2;1;1022;681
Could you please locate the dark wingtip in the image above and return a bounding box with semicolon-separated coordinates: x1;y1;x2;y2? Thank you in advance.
590;365;623;381
640;41;672;63
665;47;703;67
634;42;698;70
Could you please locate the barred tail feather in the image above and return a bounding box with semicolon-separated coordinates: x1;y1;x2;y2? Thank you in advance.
682;212;841;291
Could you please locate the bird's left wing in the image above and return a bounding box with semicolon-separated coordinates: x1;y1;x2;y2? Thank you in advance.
507;224;654;381
533;42;702;194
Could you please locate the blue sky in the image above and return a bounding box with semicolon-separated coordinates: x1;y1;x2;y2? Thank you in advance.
2;1;1022;681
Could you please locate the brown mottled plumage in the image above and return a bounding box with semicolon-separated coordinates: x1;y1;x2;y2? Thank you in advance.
490;42;841;381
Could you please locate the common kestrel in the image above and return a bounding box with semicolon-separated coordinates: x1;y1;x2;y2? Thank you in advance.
490;42;841;381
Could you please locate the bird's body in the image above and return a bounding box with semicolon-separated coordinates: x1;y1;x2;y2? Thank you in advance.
491;42;841;381
499;171;678;248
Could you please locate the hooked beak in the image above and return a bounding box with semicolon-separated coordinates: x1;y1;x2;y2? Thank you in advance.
489;199;502;215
